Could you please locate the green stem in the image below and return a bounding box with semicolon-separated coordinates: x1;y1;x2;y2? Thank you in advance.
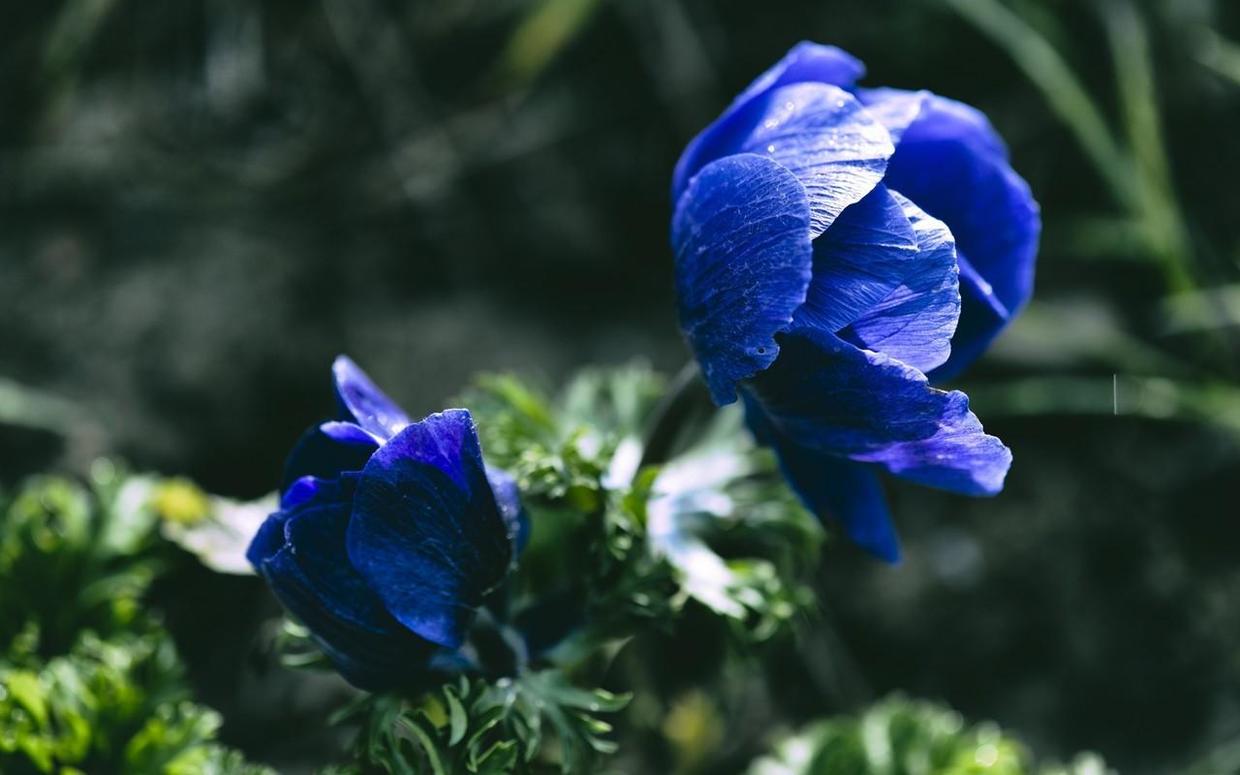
942;0;1140;210
1099;0;1195;293
637;360;710;470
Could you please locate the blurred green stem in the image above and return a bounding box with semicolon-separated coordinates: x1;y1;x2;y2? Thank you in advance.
943;0;1195;293
1099;0;1194;293
638;361;709;470
942;0;1137;206
1193;27;1240;87
495;0;602;87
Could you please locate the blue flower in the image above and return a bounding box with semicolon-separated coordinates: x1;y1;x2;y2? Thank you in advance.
671;43;1037;562
247;356;527;690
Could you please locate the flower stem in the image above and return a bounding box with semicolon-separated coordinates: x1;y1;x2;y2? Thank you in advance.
638;360;711;469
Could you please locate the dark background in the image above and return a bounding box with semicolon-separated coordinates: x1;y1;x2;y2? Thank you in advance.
3;0;1240;772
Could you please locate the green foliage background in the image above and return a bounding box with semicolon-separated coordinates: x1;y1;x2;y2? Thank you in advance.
2;0;1240;773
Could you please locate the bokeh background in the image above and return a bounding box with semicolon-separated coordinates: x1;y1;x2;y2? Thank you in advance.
3;0;1240;772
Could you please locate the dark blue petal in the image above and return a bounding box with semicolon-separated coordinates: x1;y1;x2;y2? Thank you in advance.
672;153;814;405
485;464;530;555
879;93;1039;377
677;83;893;239
930;254;1012;380
332;355;411;440
793;184;918;335
840;193;961;373
850;391;1011;496
280;422;378;493
748;332;1011;495
673;42;865;200
253;501;433;690
246;510;291;569
744;393;900;562
346;410;512;650
280;473;358;510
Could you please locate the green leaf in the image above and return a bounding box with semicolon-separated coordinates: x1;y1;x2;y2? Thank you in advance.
397;715;447;775
1;632;269;774
747;695;1112;775
472;739;520;774
445;683;469;746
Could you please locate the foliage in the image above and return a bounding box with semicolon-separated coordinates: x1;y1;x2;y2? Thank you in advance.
0;631;271;775
748;696;1112;775
0;464;163;660
332;673;628;775
0;467;271;774
461;365;665;504
286;365;829;773
463;365;821;648
643;405;822;640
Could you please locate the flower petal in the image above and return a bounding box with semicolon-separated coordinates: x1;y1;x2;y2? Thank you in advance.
674;82;892;238
931;254;1012;380
792;183;919;335
486;464;530;555
346;409;512;650
729;84;893;237
732;41;866;113
840;193;961;373
332;355;411;440
672;153;813;405
673;42;865;199
251;501;433;690
280;472;357;510
748;332;1011;496
280;422;378;492
857;88;931;145
745;392;900;562
879;93;1039;378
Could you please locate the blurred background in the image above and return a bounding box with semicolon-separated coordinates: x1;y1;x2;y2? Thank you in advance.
3;0;1240;772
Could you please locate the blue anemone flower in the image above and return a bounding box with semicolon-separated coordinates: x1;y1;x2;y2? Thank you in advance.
247;356;527;690
671;43;1037;562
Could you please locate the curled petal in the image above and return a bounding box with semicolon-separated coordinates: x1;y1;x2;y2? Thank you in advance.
935;254;1013;378
672;153;813;404
673;42;865;199
879;93;1039;378
857;88;930;145
748;332;1011;496
850;391;1011;496
840;193;961;373
332;355;411;440
346;410;512;650
793;183;919;335
734;83;892;237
